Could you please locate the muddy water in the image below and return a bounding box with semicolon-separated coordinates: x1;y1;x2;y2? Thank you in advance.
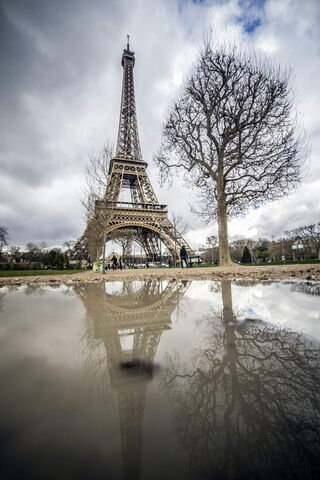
0;280;320;479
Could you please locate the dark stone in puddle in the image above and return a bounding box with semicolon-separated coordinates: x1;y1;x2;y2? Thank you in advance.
230;317;263;327
120;359;157;377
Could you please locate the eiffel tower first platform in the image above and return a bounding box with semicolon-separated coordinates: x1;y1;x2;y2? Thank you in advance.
82;37;193;263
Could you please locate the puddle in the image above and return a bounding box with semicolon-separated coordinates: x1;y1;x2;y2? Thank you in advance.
0;280;320;479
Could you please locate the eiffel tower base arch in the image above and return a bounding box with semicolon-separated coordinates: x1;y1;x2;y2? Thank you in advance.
90;205;192;264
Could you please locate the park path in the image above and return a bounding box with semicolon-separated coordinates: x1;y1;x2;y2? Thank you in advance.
0;263;319;286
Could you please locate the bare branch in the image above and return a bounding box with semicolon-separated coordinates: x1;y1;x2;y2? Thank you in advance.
155;39;308;265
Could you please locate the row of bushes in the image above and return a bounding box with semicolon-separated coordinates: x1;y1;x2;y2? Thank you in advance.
0;262;83;271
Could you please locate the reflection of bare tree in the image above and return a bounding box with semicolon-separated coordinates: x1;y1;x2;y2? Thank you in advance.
163;280;320;479
5;285;19;293
23;284;46;296
0;290;5;312
290;281;320;296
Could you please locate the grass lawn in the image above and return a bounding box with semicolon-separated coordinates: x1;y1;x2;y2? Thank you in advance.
0;270;84;277
234;259;320;266
149;260;320;268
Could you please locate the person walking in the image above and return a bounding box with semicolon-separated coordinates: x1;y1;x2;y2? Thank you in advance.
111;255;118;270
180;245;188;268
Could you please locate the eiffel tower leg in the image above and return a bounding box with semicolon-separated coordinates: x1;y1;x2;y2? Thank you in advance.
105;167;124;202
136;170;158;204
140;229;153;259
144;231;161;259
130;180;140;204
149;233;160;257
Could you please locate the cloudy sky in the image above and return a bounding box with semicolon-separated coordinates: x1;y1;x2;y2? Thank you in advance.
1;0;319;249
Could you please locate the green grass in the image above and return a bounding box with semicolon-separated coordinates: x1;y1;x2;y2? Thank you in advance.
182;260;320;268
0;269;84;277
153;260;320;268
236;259;320;266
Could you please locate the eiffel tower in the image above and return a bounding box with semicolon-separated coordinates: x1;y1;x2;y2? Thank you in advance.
76;279;190;479
81;37;193;263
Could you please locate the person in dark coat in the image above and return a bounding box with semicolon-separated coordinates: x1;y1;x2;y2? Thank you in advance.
111;255;118;270
180;245;188;268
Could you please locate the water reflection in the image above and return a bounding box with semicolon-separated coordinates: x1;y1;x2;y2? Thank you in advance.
163;280;320;479
74;279;191;479
1;280;320;479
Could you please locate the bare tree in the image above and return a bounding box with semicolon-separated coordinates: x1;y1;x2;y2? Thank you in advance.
109;230;133;257
63;240;75;252
8;246;21;262
203;234;218;264
80;144;114;263
285;223;320;259
156;40;307;266
22;241;47;266
81;143;113;220
170;211;189;265
206;234;217;248
0;226;9;258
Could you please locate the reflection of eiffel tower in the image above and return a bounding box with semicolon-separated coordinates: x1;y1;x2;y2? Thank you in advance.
76;279;190;479
78;36;193;262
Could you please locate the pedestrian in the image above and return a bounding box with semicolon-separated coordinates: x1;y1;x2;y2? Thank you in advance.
180;245;188;268
119;258;123;270
111;255;118;270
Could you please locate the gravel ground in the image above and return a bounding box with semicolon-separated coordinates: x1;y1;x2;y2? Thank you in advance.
0;263;319;286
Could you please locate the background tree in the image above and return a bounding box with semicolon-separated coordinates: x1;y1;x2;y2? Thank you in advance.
170;211;189;265
42;248;64;269
0;226;9;259
255;237;269;261
63;240;75;254
109;230;133;258
63;252;70;269
204;234;218;264
229;238;247;262
81;144;112;221
241;245;252;263
8;246;21;263
156;40;307;266
286;223;320;259
54;250;64;269
80;144;113;263
22;242;47;267
63;240;75;267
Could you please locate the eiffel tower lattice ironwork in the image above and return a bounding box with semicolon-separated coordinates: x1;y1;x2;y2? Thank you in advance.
82;37;193;262
76;279;191;479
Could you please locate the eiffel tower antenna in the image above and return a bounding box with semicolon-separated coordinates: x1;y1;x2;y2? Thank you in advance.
81;41;194;264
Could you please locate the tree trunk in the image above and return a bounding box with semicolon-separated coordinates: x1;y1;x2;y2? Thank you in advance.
217;191;233;266
102;231;106;274
221;280;234;324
